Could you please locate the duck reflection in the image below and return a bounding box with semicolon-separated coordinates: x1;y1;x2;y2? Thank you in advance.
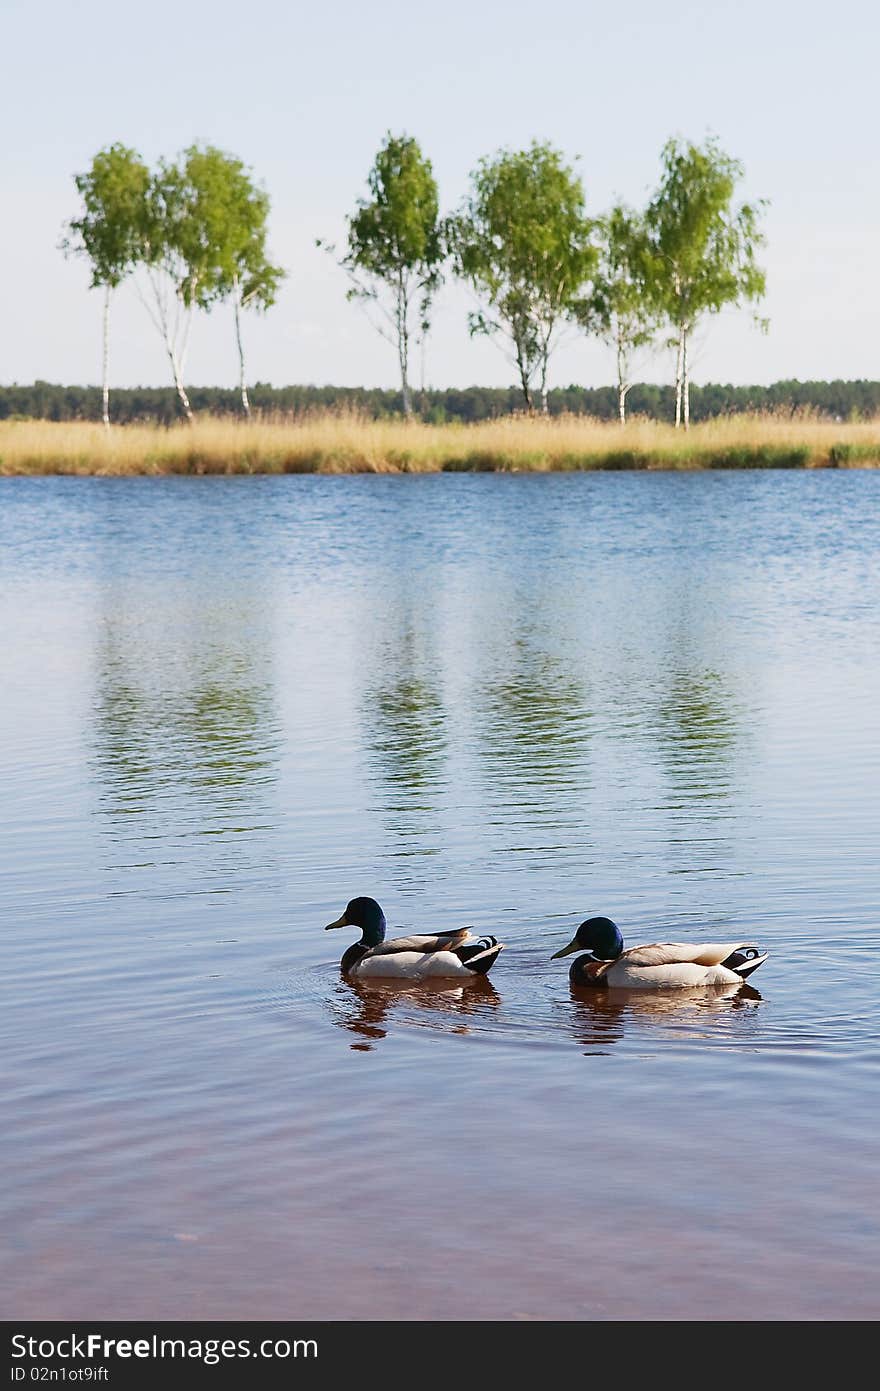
565;981;762;1055
329;975;500;1051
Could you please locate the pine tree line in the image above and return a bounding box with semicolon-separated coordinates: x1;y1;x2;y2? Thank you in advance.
5;380;878;425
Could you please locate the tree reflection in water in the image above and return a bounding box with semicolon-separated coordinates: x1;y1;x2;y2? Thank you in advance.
649;666;745;879
475;643;593;865
90;588;281;885
657;669;739;789
359;616;448;874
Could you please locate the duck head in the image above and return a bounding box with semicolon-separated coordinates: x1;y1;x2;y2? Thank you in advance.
551;916;624;961
325;896;387;948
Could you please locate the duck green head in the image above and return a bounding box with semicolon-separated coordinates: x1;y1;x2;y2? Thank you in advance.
551;916;624;962
325;896;387;948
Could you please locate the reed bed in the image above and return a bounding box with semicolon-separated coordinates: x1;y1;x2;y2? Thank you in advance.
2;411;880;476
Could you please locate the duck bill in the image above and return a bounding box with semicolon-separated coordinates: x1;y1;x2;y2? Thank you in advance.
325;915;349;931
551;938;581;959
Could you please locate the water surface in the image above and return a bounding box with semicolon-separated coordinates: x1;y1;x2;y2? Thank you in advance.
2;471;878;1319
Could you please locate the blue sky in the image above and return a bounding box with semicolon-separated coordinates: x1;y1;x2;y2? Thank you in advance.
3;0;877;390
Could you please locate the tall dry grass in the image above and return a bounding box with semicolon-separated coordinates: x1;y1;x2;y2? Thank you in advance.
2;411;880;475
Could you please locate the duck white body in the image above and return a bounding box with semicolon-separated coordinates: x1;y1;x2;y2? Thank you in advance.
552;917;768;990
350;945;492;981
326;899;505;980
586;942;765;990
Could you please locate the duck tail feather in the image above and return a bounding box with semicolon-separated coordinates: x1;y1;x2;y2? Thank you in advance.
723;948;769;979
457;940;504;975
453;935;497;962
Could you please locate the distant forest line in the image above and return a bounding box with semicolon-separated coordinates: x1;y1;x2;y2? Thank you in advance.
3;379;880;425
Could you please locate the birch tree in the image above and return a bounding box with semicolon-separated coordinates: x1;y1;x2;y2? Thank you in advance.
328;133;444;418
579;205;658;425
171;145;283;416
230;257;283;417
132;162;200;420
645;137;767;429
451;142;596;414
62;144;150;427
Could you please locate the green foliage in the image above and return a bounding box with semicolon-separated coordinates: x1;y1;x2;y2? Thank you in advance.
65;141;283;324
64;141;283;419
645;137;767;332
62;144;151;289
345;133;444;297
143;145;283;312
333;133;444;415
451;141;597;410
578;205;658;419
827;441;880;465
586;207;656;350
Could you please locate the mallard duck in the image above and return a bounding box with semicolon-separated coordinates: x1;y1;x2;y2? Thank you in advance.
325;896;505;980
551;916;768;989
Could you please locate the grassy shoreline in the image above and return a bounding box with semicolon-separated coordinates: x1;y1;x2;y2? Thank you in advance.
2;413;880;476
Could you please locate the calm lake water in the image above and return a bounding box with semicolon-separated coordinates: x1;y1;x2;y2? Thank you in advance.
2;471;879;1320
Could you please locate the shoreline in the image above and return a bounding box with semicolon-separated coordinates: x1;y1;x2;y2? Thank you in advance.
2;414;880;476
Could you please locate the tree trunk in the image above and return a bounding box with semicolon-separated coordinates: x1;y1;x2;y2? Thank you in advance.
138;270;194;422
164;305;194;422
674;323;685;428
102;285;111;428
539;349;549;415
168;349;193;422
234;290;250;417
515;338;534;414
617;339;628;426
397;275;411;418
682;328;690;430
